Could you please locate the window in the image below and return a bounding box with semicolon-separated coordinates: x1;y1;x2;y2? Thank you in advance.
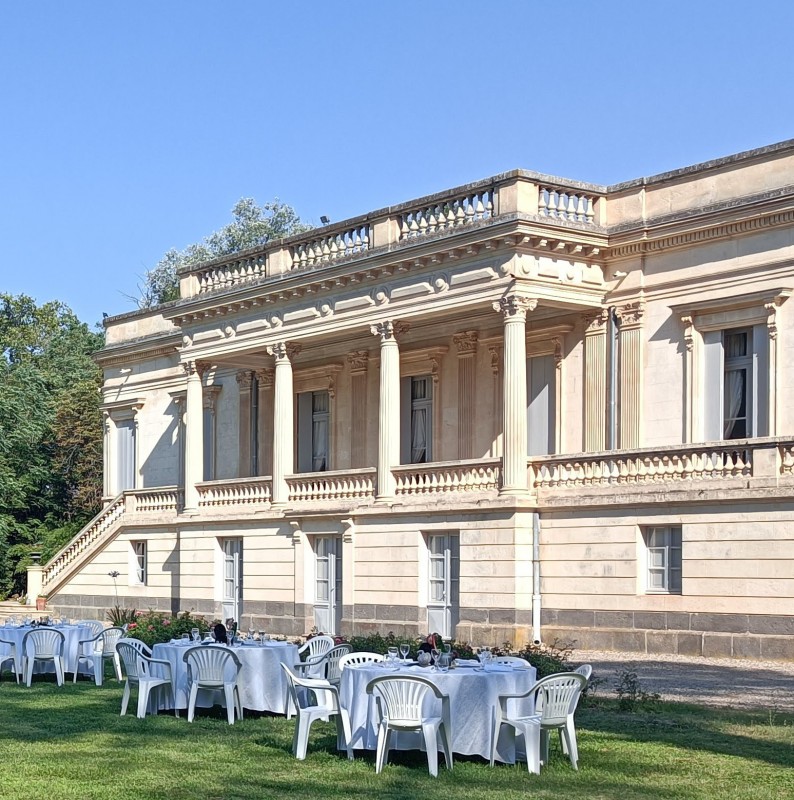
314;536;342;634
116;419;136;492
132;541;147;585
527;354;556;456
643;526;681;594
400;375;433;463
722;329;751;439
427;534;460;639
297;390;330;472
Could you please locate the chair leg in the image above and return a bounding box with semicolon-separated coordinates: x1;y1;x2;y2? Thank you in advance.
171;684;179;717
563;719;579;770
138;684;151;719
335;709;354;760
24;658;33;688
224;685;236;725
524;722;541;775
374;722;390;774
235;687;243;722
540;729;550;766
439;723;453;771
294;715;311;760
120;681;131;716
73;658;80;683
54;658;64;687
422;724;439;778
113;653;123;681
489;707;502;767
187;684;198;723
94;655;103;687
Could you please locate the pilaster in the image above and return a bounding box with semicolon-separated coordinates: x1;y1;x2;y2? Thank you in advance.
584;309;608;452
236;371;254;478
616;301;645;449
347;351;369;468
453;331;478;460
183;360;207;512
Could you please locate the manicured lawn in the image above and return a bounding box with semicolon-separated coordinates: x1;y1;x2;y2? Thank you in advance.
0;675;792;800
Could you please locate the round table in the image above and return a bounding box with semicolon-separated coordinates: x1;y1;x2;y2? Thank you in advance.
0;623;92;677
152;640;300;714
340;661;537;762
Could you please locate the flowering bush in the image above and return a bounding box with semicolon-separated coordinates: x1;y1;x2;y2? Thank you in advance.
125;610;209;648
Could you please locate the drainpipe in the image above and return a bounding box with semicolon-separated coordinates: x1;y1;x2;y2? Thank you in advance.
532;513;542;644
607;307;620;449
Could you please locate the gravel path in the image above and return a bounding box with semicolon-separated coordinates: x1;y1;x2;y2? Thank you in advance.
571;649;794;712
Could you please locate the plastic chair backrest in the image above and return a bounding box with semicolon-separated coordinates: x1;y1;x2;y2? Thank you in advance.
534;673;587;726
24;628;65;658
99;627;125;655
77;620;104;637
574;664;592;681
123;638;152;657
493;656;530;667
299;635;334;660
184;645;241;686
116;641;141;681
325;644;353;683
366;675;442;726
280;663;335;710
339;651;384;669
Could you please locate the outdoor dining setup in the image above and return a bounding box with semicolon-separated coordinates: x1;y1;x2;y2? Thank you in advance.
0;619;590;778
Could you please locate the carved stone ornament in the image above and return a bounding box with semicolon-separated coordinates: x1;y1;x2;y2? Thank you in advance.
453;330;479;355
583;308;609;334
183;360;210;378
370;320;410;342
266;342;302;362
615;301;645;327
256;368;275;390
681;315;694;352
488;345;502;375
347;350;370;372
493;295;538;319
236;370;254;390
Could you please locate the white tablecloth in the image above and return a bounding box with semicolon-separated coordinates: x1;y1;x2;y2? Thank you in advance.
0;624;91;676
340;661;537;762
152;640;299;714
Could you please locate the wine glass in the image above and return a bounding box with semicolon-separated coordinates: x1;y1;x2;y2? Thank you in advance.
248;626;255;642
387;646;399;667
258;629;266;645
399;642;410;662
430;645;440;670
191;627;200;643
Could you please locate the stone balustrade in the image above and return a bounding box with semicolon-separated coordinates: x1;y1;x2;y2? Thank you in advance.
125;487;182;513
286;468;376;502
399;188;495;240
196;477;272;508
42;495;126;586
195;253;269;294
393;458;502;495
291;224;371;268
538;185;596;224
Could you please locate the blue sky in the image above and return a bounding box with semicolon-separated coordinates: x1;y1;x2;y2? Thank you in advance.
2;1;793;325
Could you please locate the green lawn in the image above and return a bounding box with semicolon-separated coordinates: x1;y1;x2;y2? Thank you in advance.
1;675;792;800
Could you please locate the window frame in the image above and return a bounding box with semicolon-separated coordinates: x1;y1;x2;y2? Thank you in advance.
642;525;682;595
132;540;147;586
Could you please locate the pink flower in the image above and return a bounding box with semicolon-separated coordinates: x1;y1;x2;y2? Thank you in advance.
163;619;170;626
147;625;154;631
127;623;137;630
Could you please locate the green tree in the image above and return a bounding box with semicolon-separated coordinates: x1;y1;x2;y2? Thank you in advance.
137;197;309;307
0;294;103;596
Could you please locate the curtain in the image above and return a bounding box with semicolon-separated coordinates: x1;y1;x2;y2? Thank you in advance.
411;407;428;463
723;368;744;438
311;391;329;471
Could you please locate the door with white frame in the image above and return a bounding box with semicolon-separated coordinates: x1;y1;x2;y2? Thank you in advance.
221;538;243;623
427;534;460;639
314;536;342;634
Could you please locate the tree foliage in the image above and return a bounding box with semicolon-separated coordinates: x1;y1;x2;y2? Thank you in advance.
0;294;103;597
137;197;309;307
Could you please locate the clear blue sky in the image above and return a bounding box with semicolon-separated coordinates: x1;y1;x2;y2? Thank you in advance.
2;1;793;326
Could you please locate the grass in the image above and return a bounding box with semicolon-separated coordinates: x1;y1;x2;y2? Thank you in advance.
0;674;792;800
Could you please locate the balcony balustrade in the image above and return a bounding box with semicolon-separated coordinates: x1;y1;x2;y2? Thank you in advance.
393;458;502;496
286;468;376;502
196;476;272;508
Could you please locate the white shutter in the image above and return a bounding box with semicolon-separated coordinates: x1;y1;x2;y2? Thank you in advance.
702;330;723;441
527;355;555;456
297;392;313;472
116;420;136;492
752;324;768;436
399;376;411;464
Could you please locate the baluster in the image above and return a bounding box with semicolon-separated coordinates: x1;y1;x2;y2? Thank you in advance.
400;215;410;239
475;195;486;220
585;196;595;224
409;215;420;237
556;191;568;219
538;188;548;217
464;195;475;223
455;202;466;226
418;212;428;235
361;226;370;250
485;191;494;218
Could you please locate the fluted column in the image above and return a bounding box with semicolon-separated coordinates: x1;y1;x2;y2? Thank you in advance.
584;310;608;452
371;321;408;501
495;296;535;494
347;351;369;468
183;360;205;512
257;368;275;476
616;302;645;448
236;371;254;478
453;331;478;459
267;342;300;506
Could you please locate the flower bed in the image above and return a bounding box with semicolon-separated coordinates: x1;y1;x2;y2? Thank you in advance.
125;610;210;648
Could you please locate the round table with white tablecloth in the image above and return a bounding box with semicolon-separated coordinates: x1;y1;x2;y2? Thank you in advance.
152;639;300;714
340;660;537;763
0;623;93;677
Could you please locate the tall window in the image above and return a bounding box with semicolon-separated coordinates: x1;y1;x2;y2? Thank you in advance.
427;534;460;639
723;329;751;439
132;541;147;585
297;390;330;472
643;526;682;594
410;376;433;463
116;419;136;492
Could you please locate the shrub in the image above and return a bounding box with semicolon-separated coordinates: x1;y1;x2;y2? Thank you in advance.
106;605;138;627
514;638;573;678
615;664;661;712
124;610;210;648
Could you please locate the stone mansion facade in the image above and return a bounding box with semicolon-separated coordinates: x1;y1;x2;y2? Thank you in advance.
30;140;794;660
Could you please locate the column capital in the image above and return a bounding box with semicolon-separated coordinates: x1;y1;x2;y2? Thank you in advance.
182;360;210;378
615;301;645;329
256;367;275;389
584;308;609;335
370;320;409;342
453;330;479;355
236;370;255;390
493;295;537;320
347;349;370;373
267;342;302;363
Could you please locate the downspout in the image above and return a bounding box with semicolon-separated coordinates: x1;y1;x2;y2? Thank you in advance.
607;307;620;449
532;513;542;644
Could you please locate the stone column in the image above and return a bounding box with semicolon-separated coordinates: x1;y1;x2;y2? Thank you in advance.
453;331;478;460
183;360;205;513
371;321;408;501
267;342;300;506
488;344;503;457
347;351;369;468
494;296;535;494
236;371;254;478
584;310;608;452
257;368;275;476
616;302;645;449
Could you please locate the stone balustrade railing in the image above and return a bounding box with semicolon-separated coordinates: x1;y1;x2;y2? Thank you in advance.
393;458;502;495
195;253;268;294
291;224;371;268
42;495;126;586
399;188;495;240
125;487;182;513
527;441;791;491
538;185;596;224
197;477;272;508
287;468;376;502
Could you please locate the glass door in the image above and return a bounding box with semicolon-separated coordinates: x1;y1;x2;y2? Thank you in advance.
314;536;342;634
221;538;242;623
427;534;459;639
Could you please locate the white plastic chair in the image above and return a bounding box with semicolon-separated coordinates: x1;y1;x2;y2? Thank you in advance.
296;635;335;678
0;638;20;683
22;628;65;687
76;620;104;637
117;640;177;718
122;637;153;657
281;664;353;761
183;645;243;725
339;651;384;670
574;664;592;681
490;672;587;771
493;656;531;668
74;626;124;685
324;644;353;686
366;674;453;778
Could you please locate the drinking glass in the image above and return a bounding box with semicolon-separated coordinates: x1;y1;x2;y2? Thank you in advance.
258;630;266;645
430;647;440;671
181;632;190;643
399;643;410;662
191;627;200;642
248;627;255;642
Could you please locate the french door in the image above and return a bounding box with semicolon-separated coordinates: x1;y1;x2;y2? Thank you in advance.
427;534;459;639
314;536;342;635
221;538;243;622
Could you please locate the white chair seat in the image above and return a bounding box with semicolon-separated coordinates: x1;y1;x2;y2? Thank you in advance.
22;628;65;687
0;638;20;684
183;645;243;725
74;626;124;686
117;640;177;719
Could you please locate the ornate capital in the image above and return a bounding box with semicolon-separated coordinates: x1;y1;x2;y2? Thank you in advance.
681;315;695;352
203;386;222;412
341;518;355;544
347;350;370;373
370;320;410;342
453;330;479;356
267;342;302;363
615;301;645;328
583;309;609;335
182;360;209;378
493;295;537;321
488;345;502;375
256;368;275;390
236;370;254;390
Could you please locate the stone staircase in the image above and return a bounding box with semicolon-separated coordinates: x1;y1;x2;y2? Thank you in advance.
0;600;53;622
